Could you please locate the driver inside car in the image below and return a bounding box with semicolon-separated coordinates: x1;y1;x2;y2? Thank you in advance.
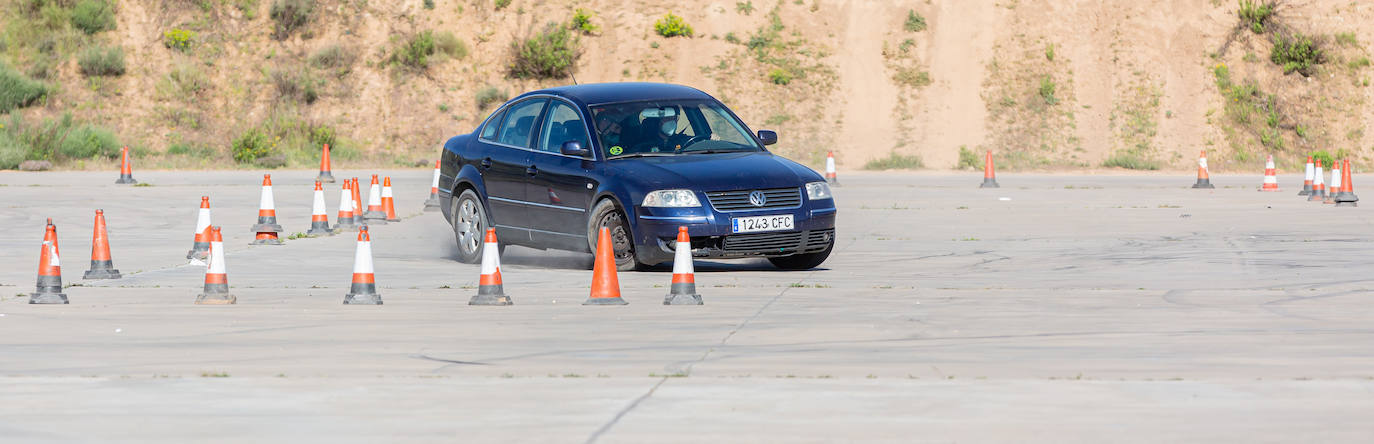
640;110;692;153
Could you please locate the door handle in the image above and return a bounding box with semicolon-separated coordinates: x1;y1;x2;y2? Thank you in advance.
480;158;492;168
525;165;538;176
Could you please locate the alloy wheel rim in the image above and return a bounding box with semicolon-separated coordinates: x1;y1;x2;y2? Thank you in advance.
458;199;481;255
599;212;633;261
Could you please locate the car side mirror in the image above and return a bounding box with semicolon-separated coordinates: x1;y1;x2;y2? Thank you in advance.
757;130;778;146
560;141;591;157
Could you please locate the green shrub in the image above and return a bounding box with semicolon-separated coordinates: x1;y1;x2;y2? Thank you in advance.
1102;152;1160;170
863;153;924;170
493;0;511;9
158;64;209;97
654;13;693;38
1044;43;1055;61
392;30;436;69
270;0;313;40
570;8;598;35
736;1;754;15
58;125;120;159
767;68;793;85
423;0;434;9
893;68;931;88
231;128;272;163
71;0;116;35
163;28;195;52
1335;32;1358;47
903;10;926;32
1310;150;1334;168
957;146;982;170
78;46;125;76
309;124;336;150
508;23;581;79
475;86;508;109
724;32;740;44
308;44;357;74
1237;0;1275;34
0;131;25;169
1038;75;1058;105
1270;33;1323;76
269;66;321;104
434;31;468;60
0;65;49;113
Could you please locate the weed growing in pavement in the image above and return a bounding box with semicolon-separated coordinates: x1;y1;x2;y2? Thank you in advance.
287;232;307;239
654;13;694;38
508;23;581;79
133;182;152;187
650;372;689;378
201;371;230;377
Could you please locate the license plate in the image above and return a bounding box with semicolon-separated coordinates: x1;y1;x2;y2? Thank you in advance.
731;215;794;233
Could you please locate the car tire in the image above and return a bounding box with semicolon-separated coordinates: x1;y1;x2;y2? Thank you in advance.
451;189;499;264
588;199;645;271
767;238;834;270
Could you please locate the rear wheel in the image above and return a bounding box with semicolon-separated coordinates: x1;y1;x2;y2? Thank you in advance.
767;239;833;270
451;189;500;263
588;199;644;271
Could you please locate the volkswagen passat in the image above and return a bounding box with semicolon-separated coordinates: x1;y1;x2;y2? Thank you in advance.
438;83;836;270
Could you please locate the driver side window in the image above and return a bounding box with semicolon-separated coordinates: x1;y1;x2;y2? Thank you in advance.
539;101;590;155
496;99;547;148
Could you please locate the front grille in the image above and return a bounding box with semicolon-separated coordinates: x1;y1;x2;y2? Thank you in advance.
706;188;802;212
722;231;804;251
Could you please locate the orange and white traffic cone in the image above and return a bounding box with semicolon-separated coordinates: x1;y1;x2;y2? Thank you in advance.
979;150;999;188
335;179;357;231
316;143;336;183
663;226;703;305
307;181;334;236
424;160;442;211
30;224;69;304
195;226;235;305
363;174;387;224
343;226;383;305
1307;160;1326;202
1334;159;1359;207
1299;156;1314;196
187;196;213;261
83;209;121;279
1325;161;1343;204
825;151;840;186
1259;154;1279;192
382;177;400;222
470;228;512;306
250;174;284;245
351;177;367;228
584;226;627;305
1191;150;1214;189
115;146;137;185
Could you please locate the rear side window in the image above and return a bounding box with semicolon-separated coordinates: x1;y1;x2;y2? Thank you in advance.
539;101;590;154
479;109;505;141
496;99;547;148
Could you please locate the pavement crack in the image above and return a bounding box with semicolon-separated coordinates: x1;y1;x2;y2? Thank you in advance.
583;376;668;444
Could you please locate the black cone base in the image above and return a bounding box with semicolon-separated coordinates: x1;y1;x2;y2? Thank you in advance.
980;179;1000;188
115;174;137;185
1192;179;1214;189
344;292;383;305
317;172;336;183
307;227;334;236
583;297;628;306
469;294;513;306
424;196;441;212
664;292;703;305
29;292;69;304
195;293;236;305
84;268;121;279
251;237;284;245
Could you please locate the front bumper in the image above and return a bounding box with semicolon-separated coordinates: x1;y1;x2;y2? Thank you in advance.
632;203;837;265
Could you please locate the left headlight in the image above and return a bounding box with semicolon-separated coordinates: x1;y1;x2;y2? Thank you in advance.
643;189;701;207
805;182;832;200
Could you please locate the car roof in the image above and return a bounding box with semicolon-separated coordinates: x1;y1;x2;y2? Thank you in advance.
520;82;716;106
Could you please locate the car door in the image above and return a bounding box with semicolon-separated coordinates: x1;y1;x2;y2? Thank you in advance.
476;98;547;244
526;100;597;251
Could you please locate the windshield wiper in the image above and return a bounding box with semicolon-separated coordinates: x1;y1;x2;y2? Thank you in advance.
681;149;746;155
610;152;675;159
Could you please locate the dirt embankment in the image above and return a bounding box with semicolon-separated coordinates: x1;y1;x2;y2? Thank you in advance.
6;0;1371;172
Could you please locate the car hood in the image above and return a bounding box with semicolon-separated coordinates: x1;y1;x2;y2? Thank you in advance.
607;151;822;191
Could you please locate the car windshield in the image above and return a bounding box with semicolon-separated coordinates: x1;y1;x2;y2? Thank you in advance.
590;100;761;158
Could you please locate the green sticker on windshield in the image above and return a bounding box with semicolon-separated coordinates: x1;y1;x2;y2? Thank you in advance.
609;145;624;156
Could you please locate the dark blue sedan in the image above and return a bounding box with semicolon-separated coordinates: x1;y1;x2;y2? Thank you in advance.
438;83;836;270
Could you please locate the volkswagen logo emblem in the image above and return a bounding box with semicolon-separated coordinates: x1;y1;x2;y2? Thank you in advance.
748;190;767;207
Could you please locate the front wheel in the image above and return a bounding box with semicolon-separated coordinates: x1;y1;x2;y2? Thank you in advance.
588;199;645;271
451;189;500;264
767;239;833;270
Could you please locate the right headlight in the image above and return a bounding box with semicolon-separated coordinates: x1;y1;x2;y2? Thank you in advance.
643;189;701;207
805;182;832;200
